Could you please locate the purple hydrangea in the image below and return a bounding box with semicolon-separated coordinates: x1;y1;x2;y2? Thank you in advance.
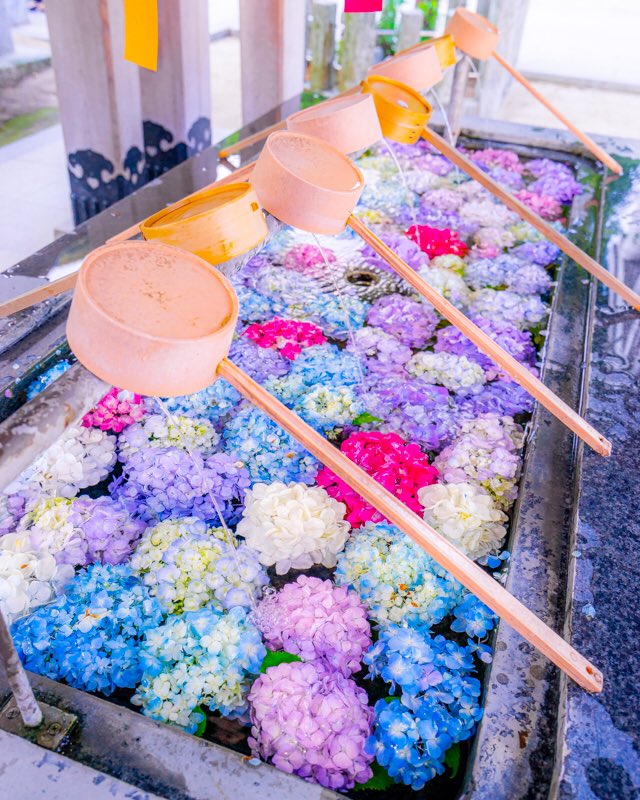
228;335;291;383
359;230;429;273
510;240;561;266
366;294;439;349
525;159;582;203
255;576;371;677
456;379;535;417
348;326;413;375
111;446;250;525
248;661;374;791
65;496;147;566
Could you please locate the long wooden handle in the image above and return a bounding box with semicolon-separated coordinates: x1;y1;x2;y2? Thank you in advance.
492;51;623;176
422;126;640;310
348;215;611;457
218;120;287;159
219;357;602;692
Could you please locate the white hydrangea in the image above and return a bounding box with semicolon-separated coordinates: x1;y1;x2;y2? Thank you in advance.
236;482;350;574
6;426;117;499
0;532;73;622
130;517;224;576
430;254;466;273
458;413;525;450
119;413;219;457
298;385;362;427
405;351;486;394
418;482;508;560
459;199;518;228
405;169;443;195
417;267;469;306
16;497;81;558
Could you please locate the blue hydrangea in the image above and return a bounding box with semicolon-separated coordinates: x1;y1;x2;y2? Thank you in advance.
364;624;483;789
132;606;265;732
162;379;245;426
222;405;319;485
12;564;164;695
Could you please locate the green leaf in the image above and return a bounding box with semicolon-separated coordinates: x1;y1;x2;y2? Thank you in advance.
352;412;383;426
444;742;461;779
352;762;395;792
193;706;207;737
260;650;302;674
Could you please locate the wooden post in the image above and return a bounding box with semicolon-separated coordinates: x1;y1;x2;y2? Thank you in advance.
446;54;470;144
139;0;212;179
338;9;377;91
477;0;530;118
0;0;13;57
309;1;336;92
239;0;307;124
397;8;423;52
46;0;145;224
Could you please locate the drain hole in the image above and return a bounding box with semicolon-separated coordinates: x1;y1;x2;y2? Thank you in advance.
346;269;380;287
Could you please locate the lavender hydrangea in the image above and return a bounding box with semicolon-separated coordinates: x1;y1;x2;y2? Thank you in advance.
366;294;439;349
255;576;371;676
348;326;413;375
228;335;291;383
467;289;548;330
248;661;374;791
510;240;561;266
112;446;250;525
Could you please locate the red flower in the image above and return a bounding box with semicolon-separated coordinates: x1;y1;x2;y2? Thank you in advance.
405;225;469;258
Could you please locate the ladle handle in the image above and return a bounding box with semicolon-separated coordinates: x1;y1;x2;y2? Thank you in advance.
422;126;640;310
218;357;603;692
0;272;78;319
218;120;288;159
491;51;623;176
347;215;611;457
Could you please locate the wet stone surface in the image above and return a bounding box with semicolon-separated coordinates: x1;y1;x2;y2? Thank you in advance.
559;161;640;799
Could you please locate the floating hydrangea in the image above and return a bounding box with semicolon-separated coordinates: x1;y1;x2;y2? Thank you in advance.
283;243;337;275
286;343;360;388
526;158;582;203
118;413;219;458
12;564;164;694
470;148;523;174
236;482;349;573
467;288;548;330
365;624;483;789
510;240;560;266
228;335;291;383
336;521;464;627
223;406;319;485
113;447;250;524
7;426;117;500
248;661;374;791
243;318;326;360
406;351;486;395
456;379;535;418
366;294;439;349
255;576;371;676
417;266;470;306
317;431;438;528
418;482;508;560
82;388;146;433
430;254;466;273
15;497;84;565
406;225;468;258
0;532;73;623
133;607;265;731
162;379;244;425
26;359;72;400
363;375;460;451
359;229;429;273
451;593;497;642
348;326;413;375
471;226;516;258
460;199;517;229
295;384;363;432
514;189;562;220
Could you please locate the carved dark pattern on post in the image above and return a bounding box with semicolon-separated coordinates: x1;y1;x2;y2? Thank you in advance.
144;117;212;178
67;118;211;225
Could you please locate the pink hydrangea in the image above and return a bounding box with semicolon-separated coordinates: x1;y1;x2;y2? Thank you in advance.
316;431;439;528
405;224;469;258
283;243;337;274
469;147;524;174
243;318;327;360
81;388;146;433
248;661;374;791
514;190;563;221
255;576;371;676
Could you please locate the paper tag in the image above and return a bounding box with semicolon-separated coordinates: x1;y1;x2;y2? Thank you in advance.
124;0;158;71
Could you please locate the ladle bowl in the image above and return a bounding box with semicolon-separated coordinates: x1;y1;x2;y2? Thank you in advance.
140;183;268;268
250;130;365;234
362;75;432;144
67;241;238;397
286;94;382;156
367;45;442;92
446;8;499;60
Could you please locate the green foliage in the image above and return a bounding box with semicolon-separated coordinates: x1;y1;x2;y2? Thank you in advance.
260;650;302;674
352;762;395;791
444;742;461;779
352;412;384;426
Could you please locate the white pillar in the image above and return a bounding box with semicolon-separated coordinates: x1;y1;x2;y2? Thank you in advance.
239;0;307;124
0;0;13;57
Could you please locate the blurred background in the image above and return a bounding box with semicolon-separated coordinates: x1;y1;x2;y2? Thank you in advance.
0;0;638;270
